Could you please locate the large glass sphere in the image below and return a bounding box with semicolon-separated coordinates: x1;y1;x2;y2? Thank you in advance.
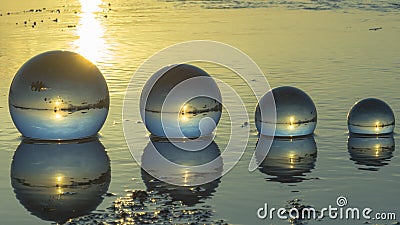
347;98;395;135
256;86;317;137
11;138;110;224
9;50;109;140
140;64;222;138
348;134;394;170
255;135;317;183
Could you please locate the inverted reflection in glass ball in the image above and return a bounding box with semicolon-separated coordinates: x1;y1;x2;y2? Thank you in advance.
347;98;395;135
9;50;109;140
141;137;223;186
255;135;317;183
256;86;317;137
140;64;222;138
348;134;395;171
11;138;110;224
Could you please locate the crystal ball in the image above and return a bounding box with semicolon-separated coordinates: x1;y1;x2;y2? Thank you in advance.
9;50;109;140
11;138;110;223
347;98;395;135
140;64;222;138
256;86;317;137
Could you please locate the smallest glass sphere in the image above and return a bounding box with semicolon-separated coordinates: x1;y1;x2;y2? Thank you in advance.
347;98;395;135
255;86;317;137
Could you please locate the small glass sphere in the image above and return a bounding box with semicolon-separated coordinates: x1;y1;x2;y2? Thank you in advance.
256;135;317;183
256;86;317;137
347;98;395;135
11;138;110;224
140;64;222;138
9;50;109;140
141;137;223;186
348;134;394;170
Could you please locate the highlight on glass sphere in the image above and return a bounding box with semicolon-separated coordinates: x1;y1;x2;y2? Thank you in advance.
255;135;317;183
9;50;109;140
141;137;223;186
140;64;222;139
347;98;395;135
255;86;317;137
11;137;110;224
348;134;395;170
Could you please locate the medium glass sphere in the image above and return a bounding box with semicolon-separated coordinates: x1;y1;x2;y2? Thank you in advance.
348;134;394;170
256;86;317;137
9;50;109;140
256;135;317;183
11;138;110;224
140;64;222;138
347;98;395;135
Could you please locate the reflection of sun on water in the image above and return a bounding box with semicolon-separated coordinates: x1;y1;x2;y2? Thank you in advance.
57;187;63;195
183;170;189;186
375;144;381;157
56;176;63;195
81;0;103;13
288;153;297;169
75;0;107;63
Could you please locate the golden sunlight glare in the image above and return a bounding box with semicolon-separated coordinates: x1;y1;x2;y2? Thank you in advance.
375;121;380;132
54;112;62;120
75;0;106;63
289;116;295;130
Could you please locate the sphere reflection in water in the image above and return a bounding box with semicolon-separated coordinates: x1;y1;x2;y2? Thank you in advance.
11;138;111;224
347;98;395;135
141;169;220;207
9;50;109;140
140;64;222;138
141;137;223;186
255;135;317;183
348;134;395;171
256;86;317;137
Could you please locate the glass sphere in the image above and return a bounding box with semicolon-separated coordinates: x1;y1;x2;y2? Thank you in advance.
347;98;395;135
255;135;317;183
141;137;223;186
348;134;394;170
256;86;317;137
11;138;110;224
9;50;109;140
140;64;222;138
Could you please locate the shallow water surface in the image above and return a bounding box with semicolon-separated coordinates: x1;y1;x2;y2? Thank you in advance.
0;0;399;224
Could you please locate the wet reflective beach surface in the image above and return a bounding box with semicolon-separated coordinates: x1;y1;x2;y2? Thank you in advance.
0;0;400;224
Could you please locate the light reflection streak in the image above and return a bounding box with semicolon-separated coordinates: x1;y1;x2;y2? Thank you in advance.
74;0;108;64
